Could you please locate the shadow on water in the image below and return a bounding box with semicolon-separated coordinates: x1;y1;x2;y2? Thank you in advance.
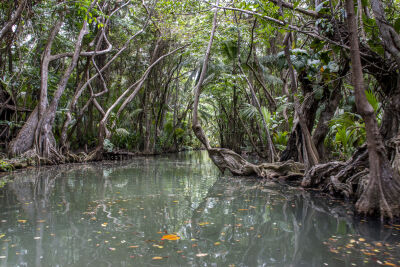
0;151;399;266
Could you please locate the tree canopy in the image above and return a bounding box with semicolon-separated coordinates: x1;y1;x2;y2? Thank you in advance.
1;0;400;218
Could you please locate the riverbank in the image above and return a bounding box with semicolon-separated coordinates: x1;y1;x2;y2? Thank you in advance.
0;148;207;173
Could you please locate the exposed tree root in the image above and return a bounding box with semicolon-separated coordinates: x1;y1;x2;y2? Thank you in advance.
207;148;304;179
302;146;369;198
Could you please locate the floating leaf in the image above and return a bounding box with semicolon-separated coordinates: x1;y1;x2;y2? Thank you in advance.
152;256;163;260
329;248;339;254
129;246;139;248
238;209;249;211
0;234;4;239
101;223;108;227
161;234;180;241
196;253;208;257
214;242;221;246
198;222;209;226
17;220;27;223
359;238;366;242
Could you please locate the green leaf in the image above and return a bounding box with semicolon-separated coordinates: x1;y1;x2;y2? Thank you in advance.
394;18;400;34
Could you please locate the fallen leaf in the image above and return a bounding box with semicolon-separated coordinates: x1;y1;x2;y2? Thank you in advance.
101;223;108;227
196;253;208;257
359;238;366;242
17;220;27;223
362;252;376;256
214;242;221;246
0;235;4;239
238;209;248;211
198;222;209;226
384;262;397;266
152;256;163;260
37;220;46;223
161;234;180;241
129;246;139;248
329;248;339;254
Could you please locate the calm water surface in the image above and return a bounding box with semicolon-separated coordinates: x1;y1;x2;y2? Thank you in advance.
0;151;400;267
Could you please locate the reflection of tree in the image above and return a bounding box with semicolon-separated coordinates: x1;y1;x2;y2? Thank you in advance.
184;177;398;266
1;152;398;266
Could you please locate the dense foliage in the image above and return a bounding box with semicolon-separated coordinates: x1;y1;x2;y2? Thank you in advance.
1;0;400;218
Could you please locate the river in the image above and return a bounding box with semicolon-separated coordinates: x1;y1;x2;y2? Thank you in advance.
0;151;399;266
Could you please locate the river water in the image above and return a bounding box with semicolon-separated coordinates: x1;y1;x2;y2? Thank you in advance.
0;151;399;267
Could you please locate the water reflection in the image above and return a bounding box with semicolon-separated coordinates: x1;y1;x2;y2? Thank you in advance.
0;151;399;267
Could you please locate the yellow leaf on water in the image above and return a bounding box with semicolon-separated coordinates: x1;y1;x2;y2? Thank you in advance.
152;257;163;260
329;248;339;254
238;209;249;211
101;223;108;227
17;220;27;223
383;261;397;266
214;242;221;246
161;234;180;241
129;246;139;248
198;222;209;226
359;238;366;242
0;235;4;239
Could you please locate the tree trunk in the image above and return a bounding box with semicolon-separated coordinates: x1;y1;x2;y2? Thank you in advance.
345;0;400;219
